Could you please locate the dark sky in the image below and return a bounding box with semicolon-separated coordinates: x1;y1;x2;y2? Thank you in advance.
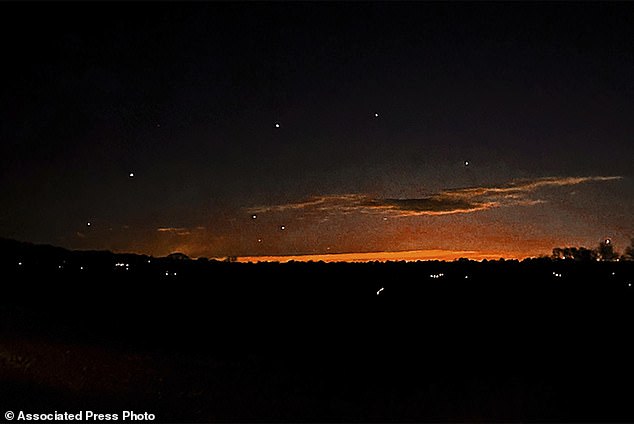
1;2;632;260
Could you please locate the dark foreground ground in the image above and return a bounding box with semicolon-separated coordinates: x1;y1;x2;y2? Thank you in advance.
1;239;634;422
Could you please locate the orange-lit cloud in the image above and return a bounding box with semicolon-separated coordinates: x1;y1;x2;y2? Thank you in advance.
248;175;622;217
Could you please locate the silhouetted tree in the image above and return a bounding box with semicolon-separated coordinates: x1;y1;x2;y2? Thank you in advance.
623;238;634;261
598;239;618;261
167;252;190;261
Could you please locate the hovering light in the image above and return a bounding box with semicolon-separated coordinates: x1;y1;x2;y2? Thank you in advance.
129;172;135;178
374;113;379;117
252;214;257;219
605;239;611;244
464;275;469;279
377;287;384;295
87;222;91;226
58;265;63;270
18;262;22;266
173;272;177;276
257;238;262;243
280;225;286;230
165;271;169;276
147;259;151;263
274;123;280;128
612;272;616;276
464;160;470;166
628;283;632;287
80;266;84;270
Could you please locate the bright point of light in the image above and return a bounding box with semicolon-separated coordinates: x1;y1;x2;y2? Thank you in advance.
80;266;84;270
87;222;91;226
374;113;379;117
18;262;22;266
628;283;632;287
382;217;388;221
605;239;611;244
377;287;384;295
280;225;286;230
129;172;134;178
464;161;469;166
612;272;616;276
165;271;169;276
173;272;177;276
252;214;257;219
147;259;151;263
58;265;63;269
275;123;280;128
464;275;469;279
257;238;262;243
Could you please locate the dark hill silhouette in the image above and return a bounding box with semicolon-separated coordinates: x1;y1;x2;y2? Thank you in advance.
1;237;633;422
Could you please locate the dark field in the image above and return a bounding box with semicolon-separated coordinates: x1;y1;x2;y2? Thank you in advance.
1;239;634;422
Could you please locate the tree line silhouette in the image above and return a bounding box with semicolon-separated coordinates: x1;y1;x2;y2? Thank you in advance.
551;238;634;262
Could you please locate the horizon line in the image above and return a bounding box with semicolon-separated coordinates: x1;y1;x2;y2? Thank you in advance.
234;249;541;263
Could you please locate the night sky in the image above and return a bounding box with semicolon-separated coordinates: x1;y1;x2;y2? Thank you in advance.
1;2;632;260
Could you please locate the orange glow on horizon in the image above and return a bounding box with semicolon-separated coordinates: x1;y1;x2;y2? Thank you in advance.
236;249;540;263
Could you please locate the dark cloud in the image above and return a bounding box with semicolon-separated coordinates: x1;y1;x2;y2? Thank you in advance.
249;176;622;217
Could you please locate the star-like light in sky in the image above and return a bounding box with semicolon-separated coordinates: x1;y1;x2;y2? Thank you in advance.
274;122;280;128
129;172;135;178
